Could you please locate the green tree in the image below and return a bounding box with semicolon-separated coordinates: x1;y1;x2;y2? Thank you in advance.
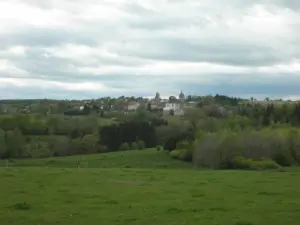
119;142;130;151
0;128;6;158
0;117;18;131
131;142;139;150
147;102;151;111
137;140;145;150
47;117;60;135
48;136;70;156
5;129;25;158
81;133;99;154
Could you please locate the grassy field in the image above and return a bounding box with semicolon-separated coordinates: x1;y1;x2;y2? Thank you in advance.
1;149;193;169
1;150;300;225
1;167;300;225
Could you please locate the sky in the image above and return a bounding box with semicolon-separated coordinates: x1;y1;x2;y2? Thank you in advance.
0;0;299;100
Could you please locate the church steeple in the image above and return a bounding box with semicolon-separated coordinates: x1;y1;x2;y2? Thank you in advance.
179;90;185;101
154;92;161;102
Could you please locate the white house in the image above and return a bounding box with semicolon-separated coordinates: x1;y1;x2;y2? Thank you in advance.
126;101;140;111
163;98;184;115
164;102;182;111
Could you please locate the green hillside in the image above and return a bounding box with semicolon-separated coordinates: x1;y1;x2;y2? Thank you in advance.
1;167;300;225
1;149;193;169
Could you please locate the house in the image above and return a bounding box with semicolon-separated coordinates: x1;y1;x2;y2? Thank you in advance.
163;98;184;116
148;92;165;110
163;91;187;116
124;101;140;111
2;105;18;114
150;102;165;110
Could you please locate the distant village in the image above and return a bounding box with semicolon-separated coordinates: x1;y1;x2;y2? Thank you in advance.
0;91;298;116
79;91;196;116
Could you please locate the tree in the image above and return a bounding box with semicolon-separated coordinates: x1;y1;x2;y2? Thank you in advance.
47;117;60;135
147;102;151;111
119;142;130;151
5;129;26;158
184;108;205;131
100;110;105;117
0;117;18;131
48;136;70;157
81;134;99;154
137;140;145;150
0;129;6;158
131;142;139;150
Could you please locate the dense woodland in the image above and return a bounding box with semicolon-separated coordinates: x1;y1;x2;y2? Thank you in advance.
1;94;300;169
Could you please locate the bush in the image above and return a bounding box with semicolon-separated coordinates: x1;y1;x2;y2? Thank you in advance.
131;142;139;150
119;142;130;151
156;145;163;151
12;202;31;210
193;128;300;169
176;140;190;149
170;149;182;159
231;156;281;170
137;140;145;150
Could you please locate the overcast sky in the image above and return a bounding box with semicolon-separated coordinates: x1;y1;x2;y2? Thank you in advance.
0;0;299;100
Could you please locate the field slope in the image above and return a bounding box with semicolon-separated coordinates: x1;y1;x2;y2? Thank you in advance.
1;168;300;225
1;150;300;225
1;149;193;169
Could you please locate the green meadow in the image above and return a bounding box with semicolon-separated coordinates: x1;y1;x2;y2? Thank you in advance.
1;150;300;225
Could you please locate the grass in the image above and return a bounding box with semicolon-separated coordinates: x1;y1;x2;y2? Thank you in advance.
1;149;300;224
1;168;300;225
1;149;193;169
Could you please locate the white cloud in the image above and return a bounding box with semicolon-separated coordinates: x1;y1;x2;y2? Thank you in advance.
0;46;28;57
0;1;72;34
0;59;28;75
0;77;121;92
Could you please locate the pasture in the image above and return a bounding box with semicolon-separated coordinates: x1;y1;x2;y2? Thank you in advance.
1;149;193;169
1;150;300;225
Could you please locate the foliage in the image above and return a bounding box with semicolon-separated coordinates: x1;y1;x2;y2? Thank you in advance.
193;128;300;169
131;142;139;150
169;149;182;159
100;121;156;151
156;145;163;151
231;156;281;170
137;140;145;150
119;142;130;151
0;129;6;158
2;96;300;166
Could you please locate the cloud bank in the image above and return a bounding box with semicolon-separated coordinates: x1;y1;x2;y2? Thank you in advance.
0;0;299;99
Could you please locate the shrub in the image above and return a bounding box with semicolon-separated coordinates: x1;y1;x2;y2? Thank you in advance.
176;140;190;149
179;148;193;162
12;202;31;210
176;141;194;162
137;140;145;150
193;128;300;169
119;142;130;151
156;145;163;151
131;142;139;150
170;149;182;159
231;156;281;170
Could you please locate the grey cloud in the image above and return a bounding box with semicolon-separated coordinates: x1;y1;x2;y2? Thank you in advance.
112;38;293;67
3;45;146;82
1;0;300;99
0;28;98;48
